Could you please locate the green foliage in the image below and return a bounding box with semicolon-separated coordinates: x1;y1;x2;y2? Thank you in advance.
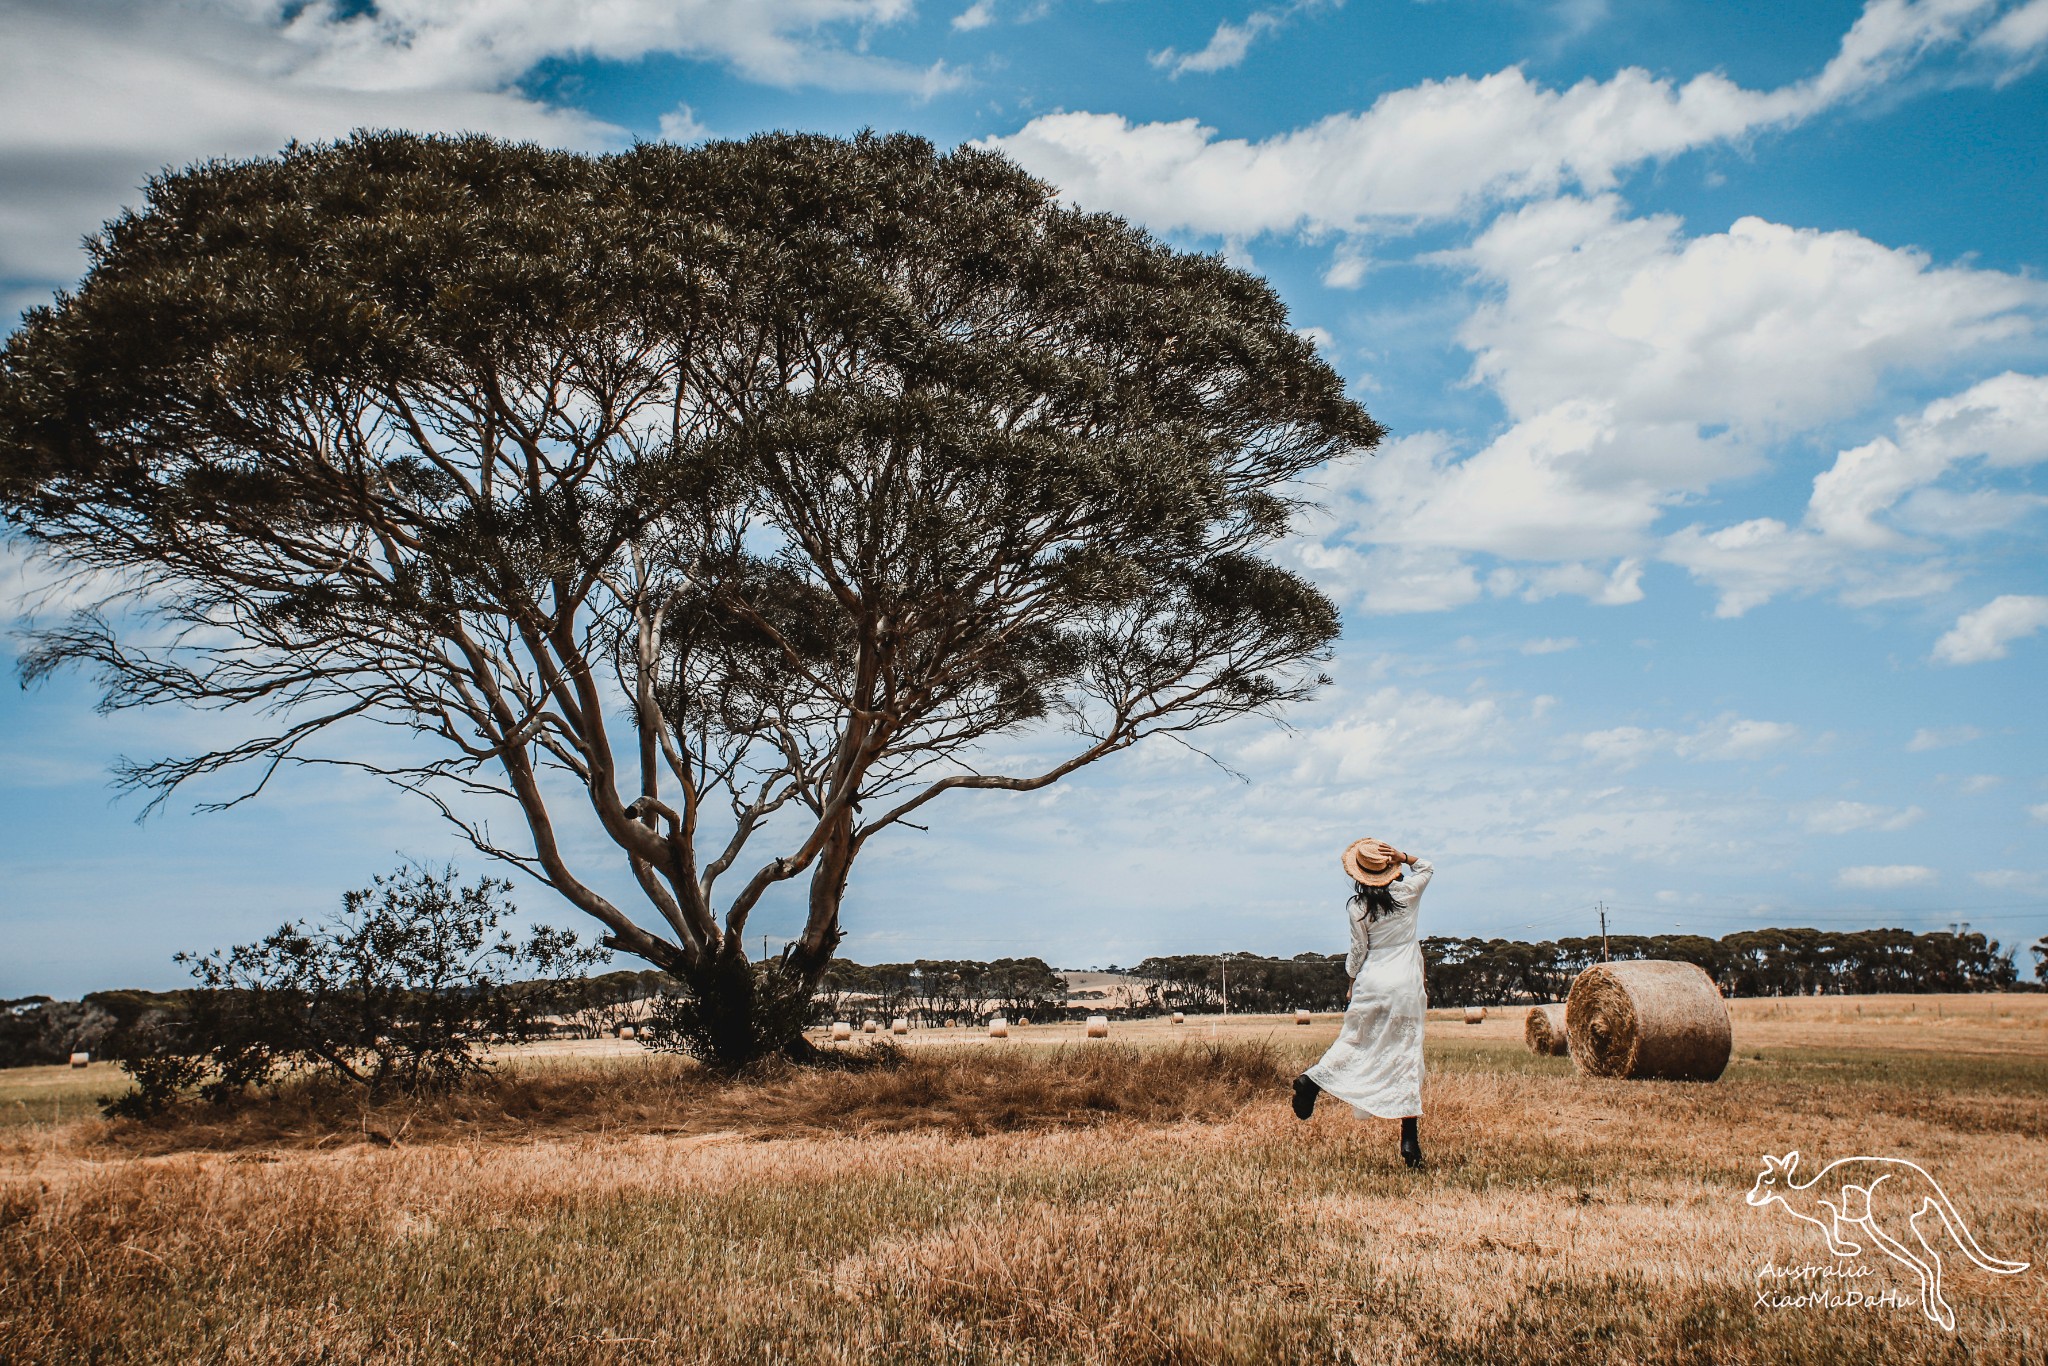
1416;928;2018;1006
0;998;116;1069
1;129;1378;1070
104;865;606;1116
1133;953;1348;1012
638;955;825;1073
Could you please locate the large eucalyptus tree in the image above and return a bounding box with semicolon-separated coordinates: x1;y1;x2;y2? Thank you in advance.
0;130;1381;1064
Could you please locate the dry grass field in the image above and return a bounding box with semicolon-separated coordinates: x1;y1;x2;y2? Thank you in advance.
3;993;2044;1364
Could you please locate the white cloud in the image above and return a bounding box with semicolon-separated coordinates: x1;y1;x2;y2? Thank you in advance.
1294;204;2039;610
1907;724;1984;750
1973;868;2046;892
1458;204;2040;438
991;0;2011;239
1580;726;1666;768
1675;715;1801;761
657;104;711;144
1802;800;1925;834
1232;684;1503;784
1150;0;1336;77
0;0;952;289
1932;594;2048;663
952;0;997;31
2029;802;2048;823
1665;373;2048;616
1955;774;2003;793
1578;714;1799;767
1837;864;1938;888
1520;637;1579;655
1978;0;2048;54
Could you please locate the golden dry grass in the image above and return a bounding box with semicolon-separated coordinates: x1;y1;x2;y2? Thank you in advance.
3;994;2045;1364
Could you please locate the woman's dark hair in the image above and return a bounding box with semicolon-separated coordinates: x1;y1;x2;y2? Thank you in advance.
1352;880;1398;920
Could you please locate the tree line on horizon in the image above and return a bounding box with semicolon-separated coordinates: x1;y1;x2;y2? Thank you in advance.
7;924;2036;1069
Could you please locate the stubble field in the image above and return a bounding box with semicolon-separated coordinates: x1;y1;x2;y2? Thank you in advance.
2;993;2044;1364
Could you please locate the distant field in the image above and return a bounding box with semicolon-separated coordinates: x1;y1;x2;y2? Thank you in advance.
3;993;2044;1363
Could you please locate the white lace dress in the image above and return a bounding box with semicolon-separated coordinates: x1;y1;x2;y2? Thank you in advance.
1303;860;1432;1120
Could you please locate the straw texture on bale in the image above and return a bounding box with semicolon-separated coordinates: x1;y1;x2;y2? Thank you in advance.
617;1026;635;1040
988;1017;1008;1038
891;1018;910;1036
1524;1004;1569;1056
1463;1006;1485;1025
862;1019;878;1034
1565;959;1732;1081
1085;1015;1109;1038
1171;1011;1185;1025
829;1022;852;1042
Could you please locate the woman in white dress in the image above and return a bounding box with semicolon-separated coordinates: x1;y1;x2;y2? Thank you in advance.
1290;837;1431;1168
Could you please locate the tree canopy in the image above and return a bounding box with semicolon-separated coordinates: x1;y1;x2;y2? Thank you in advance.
0;130;1380;1063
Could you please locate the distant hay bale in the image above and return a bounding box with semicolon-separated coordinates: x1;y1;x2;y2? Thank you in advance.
862;1019;879;1034
891;1017;910;1036
68;1052;89;1068
830;1022;852;1042
1085;1015;1109;1038
988;1017;1009;1038
1566;960;1731;1082
617;1026;635;1040
1463;1006;1486;1025
1295;1008;1312;1025
1171;1011;1185;1025
1524;1004;1568;1056
1017;1017;1029;1027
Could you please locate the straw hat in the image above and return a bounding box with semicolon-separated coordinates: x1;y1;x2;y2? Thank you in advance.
1341;837;1405;887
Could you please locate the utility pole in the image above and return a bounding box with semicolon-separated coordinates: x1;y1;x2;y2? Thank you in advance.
1598;902;1610;962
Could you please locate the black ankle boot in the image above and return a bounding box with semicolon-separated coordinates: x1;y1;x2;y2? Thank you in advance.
1401;1117;1423;1168
1291;1073;1320;1120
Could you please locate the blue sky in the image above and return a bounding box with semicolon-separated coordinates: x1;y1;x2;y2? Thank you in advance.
2;0;2046;996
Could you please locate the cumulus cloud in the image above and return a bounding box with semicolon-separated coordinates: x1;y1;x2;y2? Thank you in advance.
657;105;711;144
1837;863;1938;888
1666;373;2048;615
1520;637;1580;655
0;0;951;291
991;0;2013;239
952;0;997;31
2028;802;2048;822
1802;801;1924;834
1289;203;2040;612
1932;594;2048;663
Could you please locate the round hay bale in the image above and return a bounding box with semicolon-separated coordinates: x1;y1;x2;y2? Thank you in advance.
1566;960;1731;1081
862;1019;879;1034
830;1021;852;1042
1171;1011;1185;1025
1463;1006;1485;1025
68;1051;90;1068
1524;1004;1568;1056
617;1025;635;1040
988;1017;1009;1038
891;1017;910;1036
1295;1008;1312;1025
1085;1015;1109;1038
1017;1017;1029;1027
